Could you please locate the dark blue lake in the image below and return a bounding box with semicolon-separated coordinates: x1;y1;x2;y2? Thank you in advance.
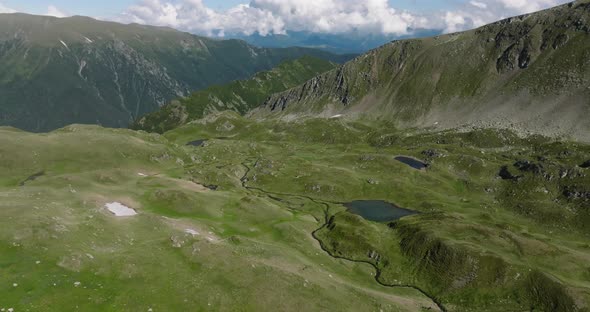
344;200;418;222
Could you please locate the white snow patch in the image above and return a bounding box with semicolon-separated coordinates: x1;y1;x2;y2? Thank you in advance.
77;60;87;78
83;36;93;43
137;173;147;177
329;114;343;119
74;281;81;287
105;202;137;217
59;40;69;49
185;229;199;236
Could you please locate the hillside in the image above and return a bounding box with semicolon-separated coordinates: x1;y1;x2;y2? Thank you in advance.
0;13;352;132
255;0;590;141
132;56;337;133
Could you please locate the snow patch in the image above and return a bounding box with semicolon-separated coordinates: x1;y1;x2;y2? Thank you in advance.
77;60;87;78
83;36;93;43
137;173;147;177
59;40;69;49
105;202;137;217
185;229;199;236
330;114;343;119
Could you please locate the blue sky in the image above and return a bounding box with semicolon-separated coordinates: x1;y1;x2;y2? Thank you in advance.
1;0;569;36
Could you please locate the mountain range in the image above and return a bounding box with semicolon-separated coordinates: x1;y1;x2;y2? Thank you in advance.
0;13;352;132
229;29;443;54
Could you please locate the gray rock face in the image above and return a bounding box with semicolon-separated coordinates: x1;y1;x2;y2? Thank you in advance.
563;186;590;201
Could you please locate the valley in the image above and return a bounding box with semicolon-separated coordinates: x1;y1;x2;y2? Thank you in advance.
0;1;589;311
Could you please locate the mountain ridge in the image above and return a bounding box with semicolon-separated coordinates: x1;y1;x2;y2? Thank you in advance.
253;0;590;141
0;13;353;132
131;56;337;133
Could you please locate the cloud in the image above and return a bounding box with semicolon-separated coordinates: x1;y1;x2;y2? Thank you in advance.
120;0;419;36
435;0;570;33
45;5;68;17
118;0;571;37
469;1;488;9
46;5;68;17
0;2;16;13
496;0;563;12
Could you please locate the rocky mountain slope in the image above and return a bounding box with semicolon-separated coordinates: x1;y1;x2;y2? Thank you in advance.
255;0;590;141
132;56;337;133
0;13;351;132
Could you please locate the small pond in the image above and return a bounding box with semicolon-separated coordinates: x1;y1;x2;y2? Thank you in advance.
186;139;207;147
344;200;418;222
395;156;428;170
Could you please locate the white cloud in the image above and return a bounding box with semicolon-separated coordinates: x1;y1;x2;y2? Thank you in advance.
0;2;16;13
497;0;561;13
118;0;571;37
438;0;570;33
444;11;468;33
120;0;417;36
469;1;488;9
46;5;68;18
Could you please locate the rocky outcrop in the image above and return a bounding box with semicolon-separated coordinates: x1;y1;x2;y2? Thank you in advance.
499;166;521;180
563;186;590;201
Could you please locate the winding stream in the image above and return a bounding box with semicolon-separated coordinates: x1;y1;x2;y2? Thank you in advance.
239;158;447;312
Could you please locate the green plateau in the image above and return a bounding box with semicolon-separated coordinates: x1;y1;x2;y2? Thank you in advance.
1;113;590;311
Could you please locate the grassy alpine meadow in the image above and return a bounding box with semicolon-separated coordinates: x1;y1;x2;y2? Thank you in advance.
1;113;589;311
0;124;438;312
